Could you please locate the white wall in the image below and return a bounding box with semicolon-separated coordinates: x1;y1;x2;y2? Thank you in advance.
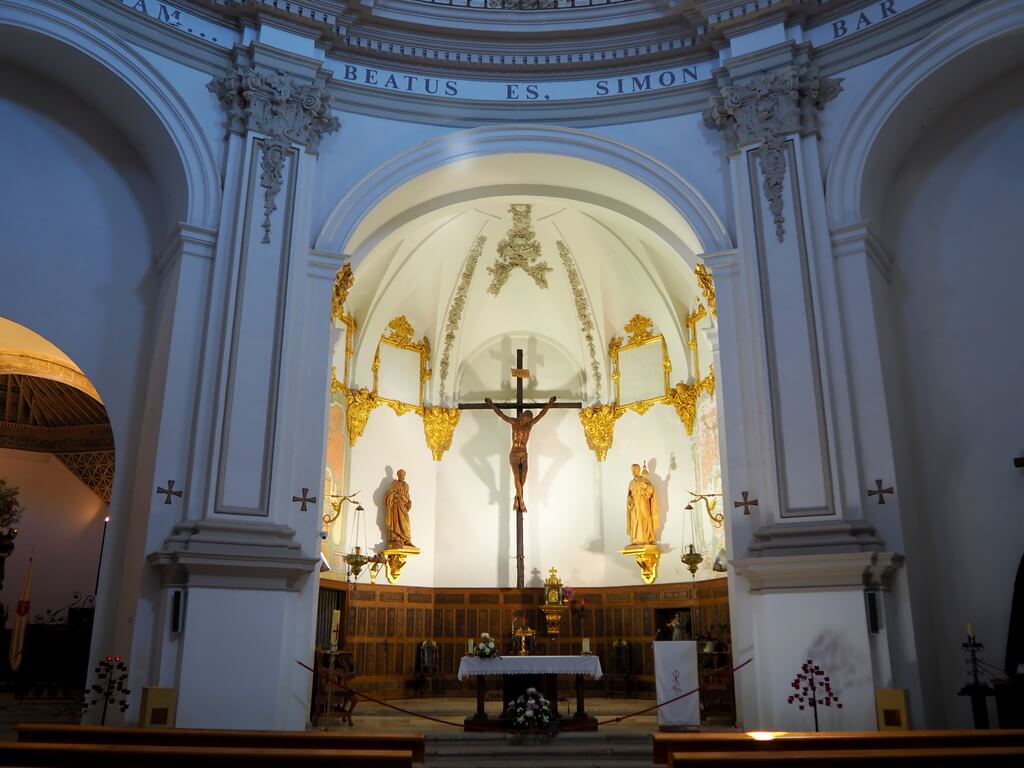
0;448;106;622
881;65;1024;727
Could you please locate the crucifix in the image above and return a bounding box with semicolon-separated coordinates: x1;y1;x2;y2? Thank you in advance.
459;348;582;589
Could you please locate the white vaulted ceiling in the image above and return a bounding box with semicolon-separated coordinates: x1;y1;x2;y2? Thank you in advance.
347;194;706;406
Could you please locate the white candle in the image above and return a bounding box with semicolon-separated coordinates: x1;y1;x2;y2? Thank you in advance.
468;638;475;655
582;637;591;654
967;623;974;639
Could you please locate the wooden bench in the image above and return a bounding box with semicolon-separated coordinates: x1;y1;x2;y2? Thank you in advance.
15;723;426;763
654;729;1024;763
667;746;1024;766
0;742;413;768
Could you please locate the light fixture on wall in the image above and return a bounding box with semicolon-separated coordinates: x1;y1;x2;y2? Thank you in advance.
687;490;724;527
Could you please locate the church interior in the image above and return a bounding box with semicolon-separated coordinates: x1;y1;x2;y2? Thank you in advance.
1;0;1023;765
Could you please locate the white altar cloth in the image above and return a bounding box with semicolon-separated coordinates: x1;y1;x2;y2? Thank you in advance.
457;655;603;681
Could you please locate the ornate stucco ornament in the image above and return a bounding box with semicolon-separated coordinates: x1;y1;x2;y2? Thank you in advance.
422;406;461;461
208;65;340;243
439;236;485;403
487;204;553;295
332;262;354;324
556;241;601;401
703;64;841;243
665;368;715;436
343;387;379;447
579;403;622;462
694;264;717;318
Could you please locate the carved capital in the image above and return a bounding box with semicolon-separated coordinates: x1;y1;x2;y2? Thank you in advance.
703;60;840;243
209;63;340;243
208;64;340;154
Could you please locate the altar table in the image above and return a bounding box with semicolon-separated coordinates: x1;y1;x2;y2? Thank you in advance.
456;655;603;730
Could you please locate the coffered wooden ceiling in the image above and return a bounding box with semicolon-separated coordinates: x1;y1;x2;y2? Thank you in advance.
0;373;115;502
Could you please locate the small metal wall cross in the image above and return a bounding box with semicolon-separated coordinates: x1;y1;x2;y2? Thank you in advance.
292;488;317;511
867;479;894;504
734;491;759;515
156;480;183;504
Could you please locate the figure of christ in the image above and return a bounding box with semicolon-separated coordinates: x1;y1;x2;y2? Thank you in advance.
484;395;557;515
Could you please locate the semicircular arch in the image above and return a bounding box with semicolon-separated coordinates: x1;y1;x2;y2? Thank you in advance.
826;0;1024;229
314;125;733;261
0;0;221;232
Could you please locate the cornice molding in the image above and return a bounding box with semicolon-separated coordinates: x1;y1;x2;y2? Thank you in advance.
732;551;903;592
148;519;319;591
78;0;981;127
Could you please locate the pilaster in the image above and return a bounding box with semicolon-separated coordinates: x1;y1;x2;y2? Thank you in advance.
704;42;875;551
702;41;902;731
144;41;341;729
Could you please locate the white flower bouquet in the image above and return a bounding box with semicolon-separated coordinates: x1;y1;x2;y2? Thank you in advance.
474;632;498;658
506;687;553;730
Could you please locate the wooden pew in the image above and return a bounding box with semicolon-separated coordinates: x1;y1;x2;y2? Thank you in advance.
654;729;1024;763
0;742;413;768
667;746;1024;766
15;723;426;763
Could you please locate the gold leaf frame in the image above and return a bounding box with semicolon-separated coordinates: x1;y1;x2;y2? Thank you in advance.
372;316;431;417
608;314;672;415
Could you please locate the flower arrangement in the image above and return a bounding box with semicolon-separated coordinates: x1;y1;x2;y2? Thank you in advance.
0;479;23;530
474;632;498;658
507;687;553;730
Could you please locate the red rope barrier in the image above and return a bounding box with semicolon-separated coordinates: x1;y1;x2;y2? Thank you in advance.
298;656;753;733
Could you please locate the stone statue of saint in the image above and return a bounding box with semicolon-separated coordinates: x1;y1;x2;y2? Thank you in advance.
384;469;413;547
627;463;659;545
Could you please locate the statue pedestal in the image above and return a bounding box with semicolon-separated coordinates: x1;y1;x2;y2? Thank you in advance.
381;544;419;584
620;543;662;584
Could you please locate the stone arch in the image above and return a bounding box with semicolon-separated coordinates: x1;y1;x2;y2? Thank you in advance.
826;0;1024;229
314;125;733;260
0;0;221;231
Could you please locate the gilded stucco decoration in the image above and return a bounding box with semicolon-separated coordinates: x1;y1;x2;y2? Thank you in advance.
208;63;340;243
343;387;379;447
694;264;717;318
332;263;354;323
439;236;485;403
608;315;671;415
422;406;461;461
372;316;431;417
579;404;622;462
487;204;553;295
703;63;840;243
556;241;601;401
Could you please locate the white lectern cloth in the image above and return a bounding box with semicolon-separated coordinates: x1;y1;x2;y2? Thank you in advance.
653;641;699;727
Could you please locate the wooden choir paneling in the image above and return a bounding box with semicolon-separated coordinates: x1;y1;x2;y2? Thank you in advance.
318;577;731;699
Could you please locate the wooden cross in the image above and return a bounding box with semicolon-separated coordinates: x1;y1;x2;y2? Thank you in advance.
458;347;582;589
733;491;758;515
156;480;183;505
867;479;894;505
292;488;317;511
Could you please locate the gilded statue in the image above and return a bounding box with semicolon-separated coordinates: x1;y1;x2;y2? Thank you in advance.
485;396;557;514
627;463;660;545
384;469;413;547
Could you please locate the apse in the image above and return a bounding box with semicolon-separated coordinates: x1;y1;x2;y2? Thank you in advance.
324;194;724;590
